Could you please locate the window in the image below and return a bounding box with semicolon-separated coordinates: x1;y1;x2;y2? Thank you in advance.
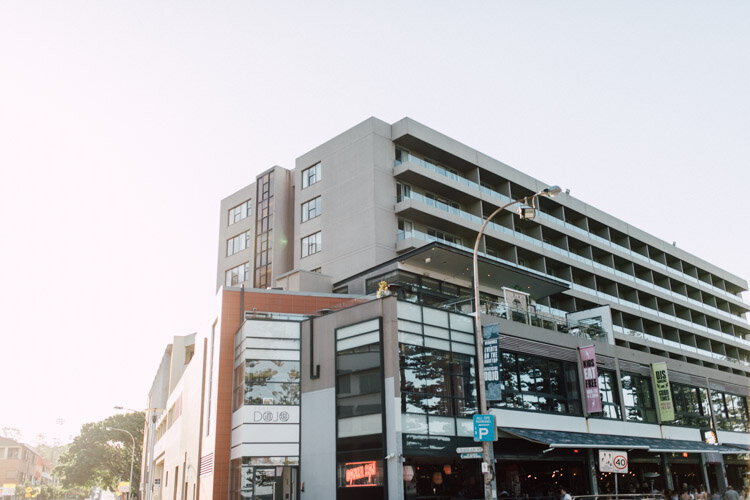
228;200;251;225
397;218;413;240
226;231;251;256
672;383;710;428
711;390;750;432
497;351;581;415
301;232;321;258
425;191;460;212
593;370;621;420
241;360;301;407
427;228;462;246
396;182;411;202
301;162;321;189
8;448;19;459
620;372;657;423
301;197;321;222
400;344;477;418
254;172;274;288
225;263;250;287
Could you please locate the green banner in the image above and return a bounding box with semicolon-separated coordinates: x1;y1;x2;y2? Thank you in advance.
651;362;675;422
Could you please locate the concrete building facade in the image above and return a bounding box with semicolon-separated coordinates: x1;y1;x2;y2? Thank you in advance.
148;117;749;500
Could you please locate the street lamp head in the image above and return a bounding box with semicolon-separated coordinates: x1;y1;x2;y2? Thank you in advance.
539;185;562;197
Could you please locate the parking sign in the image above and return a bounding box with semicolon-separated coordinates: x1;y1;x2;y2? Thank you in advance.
473;414;496;442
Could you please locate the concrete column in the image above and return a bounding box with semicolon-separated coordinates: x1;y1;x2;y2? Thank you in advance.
661;454;674;492
587;449;599;495
713;456;728;493
699;454;711;494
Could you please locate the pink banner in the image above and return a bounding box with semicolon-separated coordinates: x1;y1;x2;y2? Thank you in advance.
579;345;602;413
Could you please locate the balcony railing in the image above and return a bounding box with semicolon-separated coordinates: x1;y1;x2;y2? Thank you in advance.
439;297;609;342
396;151;747;305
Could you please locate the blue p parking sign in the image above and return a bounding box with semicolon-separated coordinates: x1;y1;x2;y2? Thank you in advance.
473;414;496;442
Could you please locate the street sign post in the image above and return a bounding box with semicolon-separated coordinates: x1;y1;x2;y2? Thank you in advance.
457;447;484;454
599;450;628;497
473;414;496;442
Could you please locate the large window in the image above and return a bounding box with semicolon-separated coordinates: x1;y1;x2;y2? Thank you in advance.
496;351;581;415
227;230;251;256
226;262;250;286
254;172;273;288
228;200;251;225
711;390;750;432
301;196;321;222
336;320;386;498
621;372;657;423
671;383;711;428
593;370;621;420
400;345;477;418
301;232;321;258
301;162;321;189
239;360;300;407
230;458;298;500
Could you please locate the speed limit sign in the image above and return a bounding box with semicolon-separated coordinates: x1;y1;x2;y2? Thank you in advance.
599;450;628;474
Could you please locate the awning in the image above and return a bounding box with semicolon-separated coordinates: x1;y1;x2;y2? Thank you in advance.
501;427;743;454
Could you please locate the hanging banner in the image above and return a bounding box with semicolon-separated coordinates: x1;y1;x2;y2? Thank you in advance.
651;362;675;422
482;323;502;401
579;345;602;413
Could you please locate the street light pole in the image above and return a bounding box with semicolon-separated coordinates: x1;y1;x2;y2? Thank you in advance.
106;427;135;500
472;186;561;500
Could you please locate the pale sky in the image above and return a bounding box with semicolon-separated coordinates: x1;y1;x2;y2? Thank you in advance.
1;1;748;444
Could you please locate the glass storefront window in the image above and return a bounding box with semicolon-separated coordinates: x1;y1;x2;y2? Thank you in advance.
621;372;657;423
494;350;580;415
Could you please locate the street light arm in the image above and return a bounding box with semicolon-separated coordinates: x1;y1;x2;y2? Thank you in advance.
471;186;561;500
106;427;135;500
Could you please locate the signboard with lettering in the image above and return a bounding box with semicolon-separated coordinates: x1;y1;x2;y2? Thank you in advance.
579;345;602;413
344;461;379;487
482;324;502;401
650;362;675;422
599;449;628;473
473;414;496;442
244;405;300;424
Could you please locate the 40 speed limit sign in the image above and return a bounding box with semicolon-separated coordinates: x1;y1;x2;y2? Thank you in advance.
599;450;628;473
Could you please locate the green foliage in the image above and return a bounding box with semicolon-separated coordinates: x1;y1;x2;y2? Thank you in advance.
56;412;145;491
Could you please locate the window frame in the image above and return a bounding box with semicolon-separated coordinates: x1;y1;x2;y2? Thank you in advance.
301;162;321;189
301;196;322;222
301;231;321;258
228;200;251;225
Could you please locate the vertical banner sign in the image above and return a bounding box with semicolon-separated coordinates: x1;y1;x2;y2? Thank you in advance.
482;323;502;401
579;345;602;413
651;362;675;422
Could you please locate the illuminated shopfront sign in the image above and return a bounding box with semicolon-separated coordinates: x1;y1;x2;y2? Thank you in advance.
344;461;379;487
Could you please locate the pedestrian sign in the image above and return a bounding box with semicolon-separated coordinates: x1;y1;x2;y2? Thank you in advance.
473;414;496;442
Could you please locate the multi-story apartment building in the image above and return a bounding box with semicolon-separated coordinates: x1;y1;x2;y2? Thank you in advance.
151;117;748;500
0;438;51;490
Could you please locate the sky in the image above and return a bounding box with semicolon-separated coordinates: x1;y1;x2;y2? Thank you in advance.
0;1;748;445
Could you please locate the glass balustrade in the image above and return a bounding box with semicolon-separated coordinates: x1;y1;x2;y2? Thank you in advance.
400;190;748;330
396;152;745;304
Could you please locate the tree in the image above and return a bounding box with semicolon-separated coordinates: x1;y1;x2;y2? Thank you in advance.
56;412;144;491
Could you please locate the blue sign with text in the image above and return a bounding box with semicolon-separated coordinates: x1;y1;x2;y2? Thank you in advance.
473;414;496;442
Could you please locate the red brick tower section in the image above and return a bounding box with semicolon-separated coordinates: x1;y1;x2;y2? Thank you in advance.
209;289;366;500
